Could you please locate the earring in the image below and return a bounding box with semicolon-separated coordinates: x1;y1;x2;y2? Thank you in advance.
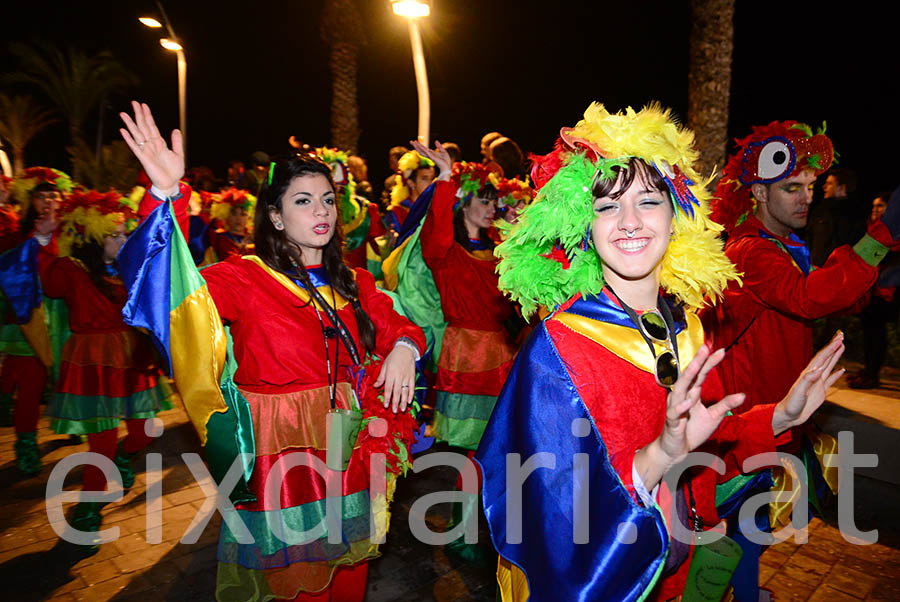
274;222;284;230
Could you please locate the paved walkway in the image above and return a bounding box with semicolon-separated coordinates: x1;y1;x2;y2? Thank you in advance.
0;369;897;601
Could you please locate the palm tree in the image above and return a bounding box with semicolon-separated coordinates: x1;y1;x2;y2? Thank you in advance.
68;138;140;192
686;0;735;181
320;0;367;153
0;93;58;175
3;42;137;178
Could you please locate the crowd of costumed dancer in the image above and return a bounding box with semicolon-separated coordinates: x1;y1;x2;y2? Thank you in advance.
0;94;898;602
0;169;172;541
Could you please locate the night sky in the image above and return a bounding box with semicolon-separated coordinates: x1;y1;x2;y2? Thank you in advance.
3;1;896;202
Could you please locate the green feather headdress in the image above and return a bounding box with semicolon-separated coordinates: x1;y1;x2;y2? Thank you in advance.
496;103;739;318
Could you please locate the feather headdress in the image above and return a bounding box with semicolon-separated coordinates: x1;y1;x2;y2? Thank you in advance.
497;103;739;318
57;189;138;257
390;151;434;207
710;121;834;231
9;167;74;217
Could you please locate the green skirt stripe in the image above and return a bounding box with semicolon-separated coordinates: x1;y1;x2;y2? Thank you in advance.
220;489;371;560
434;391;498;422
433;413;489;451
0;323;34;356
48;381;173;434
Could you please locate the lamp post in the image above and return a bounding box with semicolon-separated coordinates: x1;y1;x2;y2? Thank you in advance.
392;1;431;146
139;2;187;160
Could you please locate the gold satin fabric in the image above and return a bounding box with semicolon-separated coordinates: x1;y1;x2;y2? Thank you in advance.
241;255;349;310
170;284;229;446
552;310;705;375
768;431;839;530
19;305;52;367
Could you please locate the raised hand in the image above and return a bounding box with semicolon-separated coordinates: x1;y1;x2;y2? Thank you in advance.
119;101;185;195
772;331;845;434
409;139;452;179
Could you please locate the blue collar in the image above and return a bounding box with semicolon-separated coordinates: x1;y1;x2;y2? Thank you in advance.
291;265;330;289
563;291;686;335
468;237;492;251
758;229;812;275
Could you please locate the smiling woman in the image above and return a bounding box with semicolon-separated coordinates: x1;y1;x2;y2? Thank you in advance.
475;102;847;602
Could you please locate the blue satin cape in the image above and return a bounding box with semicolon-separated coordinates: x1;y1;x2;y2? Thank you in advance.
474;319;669;602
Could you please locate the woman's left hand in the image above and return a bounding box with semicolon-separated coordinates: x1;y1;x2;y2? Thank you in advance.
772;331;845;435
374;343;417;413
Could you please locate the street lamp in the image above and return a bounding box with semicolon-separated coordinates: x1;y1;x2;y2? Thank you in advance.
391;1;431;146
139;2;187;161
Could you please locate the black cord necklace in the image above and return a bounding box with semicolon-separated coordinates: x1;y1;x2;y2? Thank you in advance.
293;260;341;410
605;285;680;367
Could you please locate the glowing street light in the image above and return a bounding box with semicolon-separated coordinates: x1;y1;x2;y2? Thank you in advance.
391;1;432;145
138;3;187;160
159;38;183;51
392;0;430;17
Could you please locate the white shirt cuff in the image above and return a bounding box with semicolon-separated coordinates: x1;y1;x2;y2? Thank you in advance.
150;184;181;200
394;337;421;361
632;459;660;507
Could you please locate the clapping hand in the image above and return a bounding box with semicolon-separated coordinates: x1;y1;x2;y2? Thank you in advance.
635;346;745;490
772;331;845;435
659;346;746;465
119;101;185;196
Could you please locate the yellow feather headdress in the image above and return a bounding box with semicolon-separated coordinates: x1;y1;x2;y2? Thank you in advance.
496;103;740;317
390;151;435;208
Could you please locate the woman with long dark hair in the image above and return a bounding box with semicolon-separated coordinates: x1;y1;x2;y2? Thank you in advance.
119;101;424;602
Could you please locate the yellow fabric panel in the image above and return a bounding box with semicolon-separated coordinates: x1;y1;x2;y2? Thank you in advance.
19;305;52;367
551;310;705;376
170;284;228;446
768;431;838;530
241;255;349;310
497;556;530;602
380;236;411;292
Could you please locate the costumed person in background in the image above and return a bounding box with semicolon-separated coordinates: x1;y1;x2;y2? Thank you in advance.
475;103;846;602
705;122;900;601
0;175;17;237
494;174;534;227
407;142;518;563
0;168;72;474
205;187;256;263
384;150;435;234
38;188;172;553
119;102;425;602
850;191;900;389
314;147;386;275
380;145;409;210
186;188;215;265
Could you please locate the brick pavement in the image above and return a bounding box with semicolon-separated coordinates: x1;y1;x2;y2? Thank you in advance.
0;376;898;601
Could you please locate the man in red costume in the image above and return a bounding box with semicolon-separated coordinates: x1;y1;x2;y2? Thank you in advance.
706;121;900;411
706;122;900;602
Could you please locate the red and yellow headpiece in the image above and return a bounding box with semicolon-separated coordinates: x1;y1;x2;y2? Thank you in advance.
209;187;257;223
58;189;138;257
711;121;834;231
